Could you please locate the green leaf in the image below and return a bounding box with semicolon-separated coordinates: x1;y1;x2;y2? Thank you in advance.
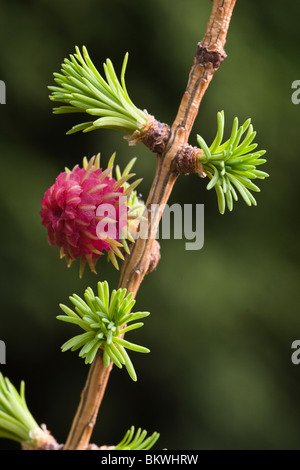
61;331;95;352
209;111;224;154
58;304;78;318
105;344;123;369
56;315;91;331
113;336;150;353
116;345;137;382
115;426;160;450
197;134;211;160
120;323;144;335
119;311;150;325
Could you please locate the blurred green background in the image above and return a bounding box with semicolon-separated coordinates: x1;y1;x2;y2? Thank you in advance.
0;0;300;450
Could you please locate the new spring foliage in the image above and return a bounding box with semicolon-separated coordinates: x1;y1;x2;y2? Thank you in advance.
48;46;148;135
57;281;150;381
197;111;269;214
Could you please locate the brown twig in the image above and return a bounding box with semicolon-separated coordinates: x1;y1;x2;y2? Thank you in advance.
63;0;236;450
64;351;112;450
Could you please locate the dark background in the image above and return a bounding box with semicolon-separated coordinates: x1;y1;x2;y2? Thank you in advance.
1;0;300;450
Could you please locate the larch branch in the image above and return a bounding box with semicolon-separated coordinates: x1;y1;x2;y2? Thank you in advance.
63;0;237;450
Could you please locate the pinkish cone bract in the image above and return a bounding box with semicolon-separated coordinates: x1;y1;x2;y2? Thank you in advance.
40;154;142;276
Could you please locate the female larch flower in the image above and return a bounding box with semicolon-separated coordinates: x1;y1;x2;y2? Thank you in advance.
40;154;144;277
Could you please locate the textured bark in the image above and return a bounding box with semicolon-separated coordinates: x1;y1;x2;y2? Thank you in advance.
64;350;112;450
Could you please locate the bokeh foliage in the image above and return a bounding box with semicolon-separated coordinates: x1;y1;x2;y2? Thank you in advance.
0;0;300;450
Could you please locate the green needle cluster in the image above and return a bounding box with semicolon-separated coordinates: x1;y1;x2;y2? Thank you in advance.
197;111;269;214
115;426;160;450
0;373;45;446
48;46;148;135
57;281;150;381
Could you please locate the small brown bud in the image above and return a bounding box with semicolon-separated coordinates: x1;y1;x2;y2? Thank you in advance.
148;240;161;274
125;114;170;154
196;43;226;69
173;144;206;176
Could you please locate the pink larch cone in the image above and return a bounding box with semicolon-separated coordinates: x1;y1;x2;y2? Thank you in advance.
40;154;142;277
